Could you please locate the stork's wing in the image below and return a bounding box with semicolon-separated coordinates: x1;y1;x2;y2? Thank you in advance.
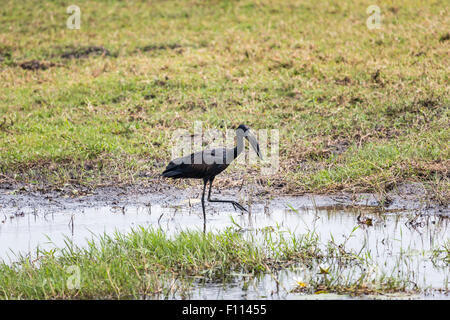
162;148;230;179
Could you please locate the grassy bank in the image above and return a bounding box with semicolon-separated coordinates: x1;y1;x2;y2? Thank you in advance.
0;0;448;200
0;226;431;299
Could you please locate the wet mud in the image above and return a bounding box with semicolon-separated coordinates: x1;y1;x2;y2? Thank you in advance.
18;60;56;71
60;46;111;59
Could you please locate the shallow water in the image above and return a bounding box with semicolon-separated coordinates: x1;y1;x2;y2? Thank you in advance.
0;195;448;299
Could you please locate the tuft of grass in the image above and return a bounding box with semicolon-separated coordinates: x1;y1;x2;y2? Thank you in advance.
431;240;450;267
0;228;298;299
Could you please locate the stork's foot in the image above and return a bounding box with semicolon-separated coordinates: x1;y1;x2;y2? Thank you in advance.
231;201;248;213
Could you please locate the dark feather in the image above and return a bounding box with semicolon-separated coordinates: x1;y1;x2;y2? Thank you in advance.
162;148;232;179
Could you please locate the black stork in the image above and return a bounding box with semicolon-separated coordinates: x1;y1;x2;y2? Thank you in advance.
162;124;263;225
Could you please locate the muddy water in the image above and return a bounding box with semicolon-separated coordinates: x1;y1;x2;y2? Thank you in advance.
0;193;449;299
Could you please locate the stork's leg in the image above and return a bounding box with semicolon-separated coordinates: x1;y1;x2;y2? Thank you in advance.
207;177;248;213
201;178;208;221
201;178;208;233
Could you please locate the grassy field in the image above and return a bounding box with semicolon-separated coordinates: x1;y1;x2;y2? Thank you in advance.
0;0;448;201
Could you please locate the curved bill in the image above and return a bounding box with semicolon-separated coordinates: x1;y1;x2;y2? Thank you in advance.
245;130;263;160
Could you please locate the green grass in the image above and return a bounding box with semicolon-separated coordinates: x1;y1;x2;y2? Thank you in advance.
0;0;449;200
0;226;425;299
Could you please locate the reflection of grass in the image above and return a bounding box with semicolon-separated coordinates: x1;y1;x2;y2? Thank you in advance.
1;223;445;299
432;240;450;267
0;0;448;201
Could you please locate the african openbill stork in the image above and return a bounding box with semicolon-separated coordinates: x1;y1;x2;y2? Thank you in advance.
162;124;263;224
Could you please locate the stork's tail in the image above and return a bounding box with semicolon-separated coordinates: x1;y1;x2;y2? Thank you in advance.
161;164;183;179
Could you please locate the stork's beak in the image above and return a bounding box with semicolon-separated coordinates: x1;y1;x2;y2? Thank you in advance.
245;130;263;160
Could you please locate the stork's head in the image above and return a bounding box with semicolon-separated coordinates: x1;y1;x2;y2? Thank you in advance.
236;124;263;160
